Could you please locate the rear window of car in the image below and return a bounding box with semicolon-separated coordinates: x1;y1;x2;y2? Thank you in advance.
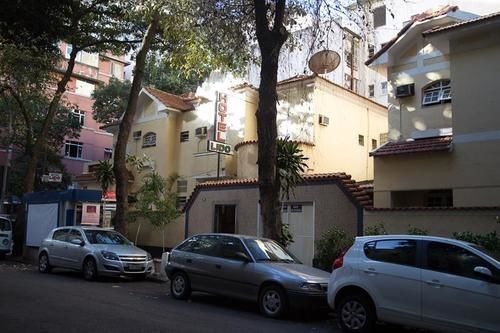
364;239;417;267
0;218;11;231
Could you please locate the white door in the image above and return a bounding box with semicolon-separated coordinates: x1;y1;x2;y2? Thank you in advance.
421;241;500;332
282;203;314;266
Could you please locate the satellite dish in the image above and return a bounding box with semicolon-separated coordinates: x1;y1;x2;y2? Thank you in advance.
308;50;341;75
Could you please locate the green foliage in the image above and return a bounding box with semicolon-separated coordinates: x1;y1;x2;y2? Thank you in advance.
407;225;428;235
126;154;153;173
314;226;354;272
364;223;388;236
280;223;294;247
277;137;309;200
94;160;115;195
92;78;132;125
453;231;500;253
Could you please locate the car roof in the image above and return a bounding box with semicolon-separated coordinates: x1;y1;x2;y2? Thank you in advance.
355;234;475;247
52;226;116;232
191;233;272;241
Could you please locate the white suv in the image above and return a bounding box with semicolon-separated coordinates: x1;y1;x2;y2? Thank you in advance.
327;235;500;333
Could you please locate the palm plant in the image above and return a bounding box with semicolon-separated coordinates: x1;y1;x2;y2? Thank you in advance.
94;160;115;197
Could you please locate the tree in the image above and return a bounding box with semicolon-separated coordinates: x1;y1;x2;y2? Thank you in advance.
276;138;308;201
94;160;115;197
129;172;180;252
92;77;132;126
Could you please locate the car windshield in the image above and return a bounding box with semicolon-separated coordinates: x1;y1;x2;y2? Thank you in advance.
471;245;500;262
84;230;131;245
0;218;11;231
244;238;299;263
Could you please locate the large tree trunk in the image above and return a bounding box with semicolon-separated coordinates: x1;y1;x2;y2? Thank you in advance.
254;0;288;241
23;46;79;193
113;15;159;235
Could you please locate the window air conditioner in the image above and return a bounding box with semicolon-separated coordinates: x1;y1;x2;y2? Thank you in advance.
319;115;330;126
195;126;207;137
133;130;142;140
395;83;415;98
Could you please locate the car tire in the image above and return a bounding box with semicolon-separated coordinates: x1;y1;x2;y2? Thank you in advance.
170;271;191;300
337;293;375;333
38;252;51;273
0;253;5;260
259;284;288;319
83;257;98;281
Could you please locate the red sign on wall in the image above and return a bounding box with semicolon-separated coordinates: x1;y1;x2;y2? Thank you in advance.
215;92;228;143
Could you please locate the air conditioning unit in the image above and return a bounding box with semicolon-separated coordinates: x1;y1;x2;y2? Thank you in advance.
319;115;330;126
132;130;142;140
195;126;207;137
395;83;415;98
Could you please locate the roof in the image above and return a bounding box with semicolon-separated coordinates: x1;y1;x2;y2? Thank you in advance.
144;87;194;112
183;172;373;213
365;5;459;66
423;10;500;35
370;136;452;157
367;206;500;212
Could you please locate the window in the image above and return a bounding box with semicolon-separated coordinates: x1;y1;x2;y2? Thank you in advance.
344;36;359;70
380;132;388;145
75;80;95;97
368;84;374;97
111;62;123;79
422;80;451;106
381;81;388;95
358;134;365;146
368;44;375;58
177;235;220;256
425;190;452;207
371;139;378;150
142;132;156;147
104;148;113;159
373;5;387;28
344;74;359;92
65;141;83;159
71;109;85;126
219;236;249;260
180;131;189;142
176;196;187;209
65;44;99;67
426;241;499;280
67;230;84;243
177;179;187;193
53;229;68;241
364;239;417;266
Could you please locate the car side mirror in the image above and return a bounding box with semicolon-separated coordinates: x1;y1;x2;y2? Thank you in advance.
70;238;85;247
234;251;251;262
474;266;493;281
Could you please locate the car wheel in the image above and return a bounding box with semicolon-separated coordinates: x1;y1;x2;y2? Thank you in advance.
170;271;191;300
337;294;375;333
83;257;98;281
0;253;5;260
259;285;288;318
38;252;51;273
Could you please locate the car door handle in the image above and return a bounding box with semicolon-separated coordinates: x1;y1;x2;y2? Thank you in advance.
186;259;192;264
425;279;442;288
215;264;221;269
363;268;377;275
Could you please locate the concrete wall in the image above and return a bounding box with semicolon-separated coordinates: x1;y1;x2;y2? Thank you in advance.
364;209;500;237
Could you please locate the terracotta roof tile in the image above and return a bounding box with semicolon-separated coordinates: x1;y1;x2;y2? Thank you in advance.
144;87;194;112
423;11;500;35
183;172;373;213
367;206;500;212
365;5;459;65
370;136;452;157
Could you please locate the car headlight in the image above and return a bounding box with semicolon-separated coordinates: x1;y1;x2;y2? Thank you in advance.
101;251;119;261
299;282;324;292
2;239;9;246
147;252;152;261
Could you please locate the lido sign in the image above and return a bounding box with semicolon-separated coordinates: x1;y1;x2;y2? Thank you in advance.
207;91;232;155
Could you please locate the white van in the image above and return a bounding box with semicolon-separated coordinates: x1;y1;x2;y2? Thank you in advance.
0;216;13;259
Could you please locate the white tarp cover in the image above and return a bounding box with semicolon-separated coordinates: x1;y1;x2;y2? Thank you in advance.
26;203;58;247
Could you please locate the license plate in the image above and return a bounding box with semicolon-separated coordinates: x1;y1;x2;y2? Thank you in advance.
127;264;143;271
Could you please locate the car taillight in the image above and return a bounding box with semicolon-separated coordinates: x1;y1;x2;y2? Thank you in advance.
332;246;351;270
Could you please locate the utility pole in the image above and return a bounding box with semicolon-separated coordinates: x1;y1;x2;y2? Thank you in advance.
1;108;13;213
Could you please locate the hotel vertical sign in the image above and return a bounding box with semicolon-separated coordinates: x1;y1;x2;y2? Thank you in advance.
208;91;232;155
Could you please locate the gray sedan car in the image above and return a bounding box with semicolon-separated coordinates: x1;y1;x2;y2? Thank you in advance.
38;226;153;280
165;233;330;318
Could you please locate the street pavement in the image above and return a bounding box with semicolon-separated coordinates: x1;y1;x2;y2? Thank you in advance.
0;260;429;333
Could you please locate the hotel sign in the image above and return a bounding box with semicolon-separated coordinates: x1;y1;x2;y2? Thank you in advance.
208;91;232;155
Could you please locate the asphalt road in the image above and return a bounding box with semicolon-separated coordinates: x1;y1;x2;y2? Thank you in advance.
0;261;340;333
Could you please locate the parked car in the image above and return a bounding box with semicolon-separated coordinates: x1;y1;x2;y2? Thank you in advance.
327;235;500;333
165;233;330;318
38;226;153;280
0;216;13;259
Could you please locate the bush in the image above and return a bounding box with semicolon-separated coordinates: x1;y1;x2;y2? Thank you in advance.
407;225;428;235
453;231;500;253
364;223;387;236
314;226;354;272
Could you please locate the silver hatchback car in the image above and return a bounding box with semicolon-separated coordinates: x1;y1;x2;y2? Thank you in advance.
165;233;330;318
38;226;153;280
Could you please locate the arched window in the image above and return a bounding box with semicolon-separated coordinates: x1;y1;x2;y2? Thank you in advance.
142;132;156;147
422;80;451;106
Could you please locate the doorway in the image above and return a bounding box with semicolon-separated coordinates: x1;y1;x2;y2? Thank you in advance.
214;205;236;233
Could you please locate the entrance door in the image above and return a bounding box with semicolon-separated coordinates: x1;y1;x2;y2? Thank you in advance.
214;205;236;233
282;203;314;265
